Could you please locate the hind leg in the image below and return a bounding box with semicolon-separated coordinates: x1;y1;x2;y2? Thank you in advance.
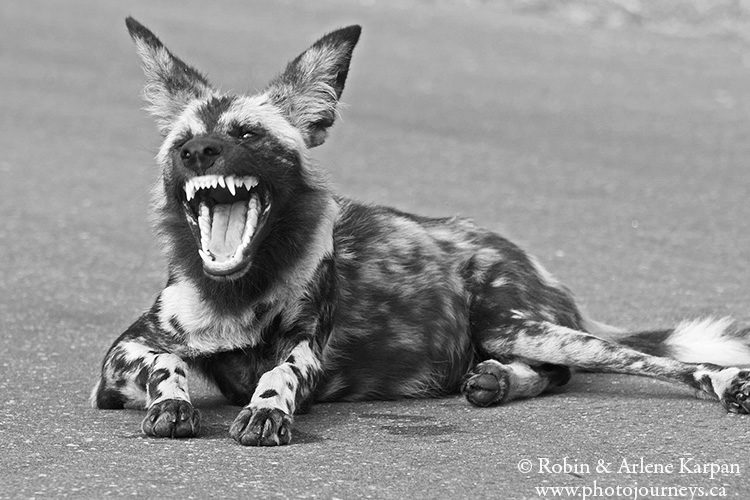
461;359;571;406
478;315;750;413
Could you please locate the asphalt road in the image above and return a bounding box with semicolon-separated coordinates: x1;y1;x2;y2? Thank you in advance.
2;0;750;498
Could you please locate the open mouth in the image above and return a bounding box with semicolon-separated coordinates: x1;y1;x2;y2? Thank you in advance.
182;174;271;278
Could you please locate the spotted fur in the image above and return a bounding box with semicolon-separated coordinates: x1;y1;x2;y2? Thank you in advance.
92;18;750;446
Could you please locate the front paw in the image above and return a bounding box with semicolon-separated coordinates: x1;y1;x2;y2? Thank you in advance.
229;407;292;446
721;370;750;414
141;399;200;438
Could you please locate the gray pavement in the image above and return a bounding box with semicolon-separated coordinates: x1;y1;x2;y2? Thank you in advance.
2;0;750;498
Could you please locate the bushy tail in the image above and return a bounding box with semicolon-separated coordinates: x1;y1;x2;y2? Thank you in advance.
583;316;750;367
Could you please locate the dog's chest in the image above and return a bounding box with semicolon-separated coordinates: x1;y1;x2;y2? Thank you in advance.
157;280;269;355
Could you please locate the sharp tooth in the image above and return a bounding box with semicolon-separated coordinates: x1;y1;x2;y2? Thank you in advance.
198;248;214;262
226;176;236;196
242;194;260;246
244;177;258;190
218;176;226;188
211;176;218;188
248;193;259;213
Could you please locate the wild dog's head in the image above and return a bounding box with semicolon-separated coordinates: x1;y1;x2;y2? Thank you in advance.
124;18;360;291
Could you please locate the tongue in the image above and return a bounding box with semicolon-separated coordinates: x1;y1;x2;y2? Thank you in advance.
208;201;248;260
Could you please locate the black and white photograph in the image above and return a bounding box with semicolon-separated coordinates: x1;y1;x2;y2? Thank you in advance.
2;1;750;498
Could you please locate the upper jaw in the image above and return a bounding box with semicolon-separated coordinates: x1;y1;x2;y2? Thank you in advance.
180;174;271;279
184;174;259;202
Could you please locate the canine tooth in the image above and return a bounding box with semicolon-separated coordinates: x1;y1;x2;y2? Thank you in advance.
198;248;214;262
242;196;260;247
227;176;236;196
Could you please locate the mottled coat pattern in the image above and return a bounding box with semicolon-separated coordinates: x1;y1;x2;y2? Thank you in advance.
92;18;750;446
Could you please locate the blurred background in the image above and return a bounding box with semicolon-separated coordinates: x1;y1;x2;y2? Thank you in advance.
1;0;749;497
501;0;750;38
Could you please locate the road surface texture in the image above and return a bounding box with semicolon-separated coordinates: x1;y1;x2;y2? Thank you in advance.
2;0;750;498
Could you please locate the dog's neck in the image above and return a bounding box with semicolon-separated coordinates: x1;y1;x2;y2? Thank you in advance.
163;189;338;314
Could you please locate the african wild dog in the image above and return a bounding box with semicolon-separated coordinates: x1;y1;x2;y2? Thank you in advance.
92;17;750;446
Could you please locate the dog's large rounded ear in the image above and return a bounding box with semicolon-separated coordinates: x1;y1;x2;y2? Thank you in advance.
125;17;214;134
266;26;361;148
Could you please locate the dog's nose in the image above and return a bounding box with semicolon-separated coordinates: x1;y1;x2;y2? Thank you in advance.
180;137;223;172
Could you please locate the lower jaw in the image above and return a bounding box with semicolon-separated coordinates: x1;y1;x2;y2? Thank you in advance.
201;258;253;281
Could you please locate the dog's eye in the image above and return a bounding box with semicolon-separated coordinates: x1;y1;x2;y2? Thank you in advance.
230;125;263;141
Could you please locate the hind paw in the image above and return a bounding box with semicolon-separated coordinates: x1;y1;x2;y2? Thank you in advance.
461;360;510;407
721;370;750;414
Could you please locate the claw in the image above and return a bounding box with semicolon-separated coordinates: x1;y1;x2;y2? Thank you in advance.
141;399;200;438
230;407;292;446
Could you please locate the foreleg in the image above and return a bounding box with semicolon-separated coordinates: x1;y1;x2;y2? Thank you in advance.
91;314;199;437
229;339;322;446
